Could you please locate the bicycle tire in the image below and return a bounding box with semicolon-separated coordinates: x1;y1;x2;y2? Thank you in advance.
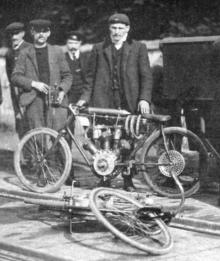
140;127;208;198
14;127;72;193
89;187;173;255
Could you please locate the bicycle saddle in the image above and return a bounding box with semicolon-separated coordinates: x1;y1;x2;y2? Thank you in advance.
142;113;171;123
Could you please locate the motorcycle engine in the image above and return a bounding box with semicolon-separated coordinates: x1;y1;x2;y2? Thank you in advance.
93;150;117;176
84;124;125;177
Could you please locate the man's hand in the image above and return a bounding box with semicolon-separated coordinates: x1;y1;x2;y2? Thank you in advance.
31;81;49;94
57;91;65;104
76;99;87;107
138;100;150;114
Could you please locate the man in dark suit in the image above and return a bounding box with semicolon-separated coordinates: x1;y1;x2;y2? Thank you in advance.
64;31;90;187
5;22;31;137
11;19;72;131
65;31;90;104
78;13;152;191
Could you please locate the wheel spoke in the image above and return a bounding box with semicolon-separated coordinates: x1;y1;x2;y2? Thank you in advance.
14;128;72;192
43;163;58;183
90;188;173;255
141;128;207;198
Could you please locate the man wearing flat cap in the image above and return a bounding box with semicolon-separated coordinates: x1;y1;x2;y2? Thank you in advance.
78;13;152;191
65;30;90;104
64;30;91;186
11;19;72;131
5;22;31;138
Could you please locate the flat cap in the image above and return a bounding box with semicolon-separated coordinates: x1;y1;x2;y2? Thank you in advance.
108;13;130;25
30;19;51;29
66;30;84;42
5;22;24;33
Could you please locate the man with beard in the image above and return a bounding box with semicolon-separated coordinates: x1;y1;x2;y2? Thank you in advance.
11;19;72;188
78;13;152;191
11;19;72;131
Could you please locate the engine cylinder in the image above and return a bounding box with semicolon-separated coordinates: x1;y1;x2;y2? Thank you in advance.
83;140;98;155
113;127;122;150
102;128;112;150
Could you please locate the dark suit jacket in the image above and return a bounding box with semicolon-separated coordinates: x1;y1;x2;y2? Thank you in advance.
65;51;90;103
5;41;32;114
11;44;72;107
66;51;90;76
81;38;152;113
6;41;31;80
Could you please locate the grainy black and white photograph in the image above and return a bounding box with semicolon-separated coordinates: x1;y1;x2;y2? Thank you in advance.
0;0;220;260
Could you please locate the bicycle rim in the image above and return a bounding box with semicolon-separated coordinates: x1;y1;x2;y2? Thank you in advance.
141;127;208;198
89;187;173;255
14;127;72;193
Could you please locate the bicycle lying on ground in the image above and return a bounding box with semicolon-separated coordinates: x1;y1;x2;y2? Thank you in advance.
23;171;185;255
14;103;208;198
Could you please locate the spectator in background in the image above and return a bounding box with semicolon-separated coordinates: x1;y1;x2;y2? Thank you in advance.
5;22;31;137
11;19;72;131
78;13;152;191
64;30;90;187
65;30;90;104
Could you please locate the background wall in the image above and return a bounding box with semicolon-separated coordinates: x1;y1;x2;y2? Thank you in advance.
0;0;220;45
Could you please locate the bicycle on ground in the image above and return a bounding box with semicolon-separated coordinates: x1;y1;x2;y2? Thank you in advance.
23;172;185;255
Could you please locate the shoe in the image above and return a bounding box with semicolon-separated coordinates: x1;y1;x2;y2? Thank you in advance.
97;179;111;187
123;176;136;192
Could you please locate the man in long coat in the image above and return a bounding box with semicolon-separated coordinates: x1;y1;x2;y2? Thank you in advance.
5;22;32;137
78;13;152;191
79;14;152;114
11;19;72;131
